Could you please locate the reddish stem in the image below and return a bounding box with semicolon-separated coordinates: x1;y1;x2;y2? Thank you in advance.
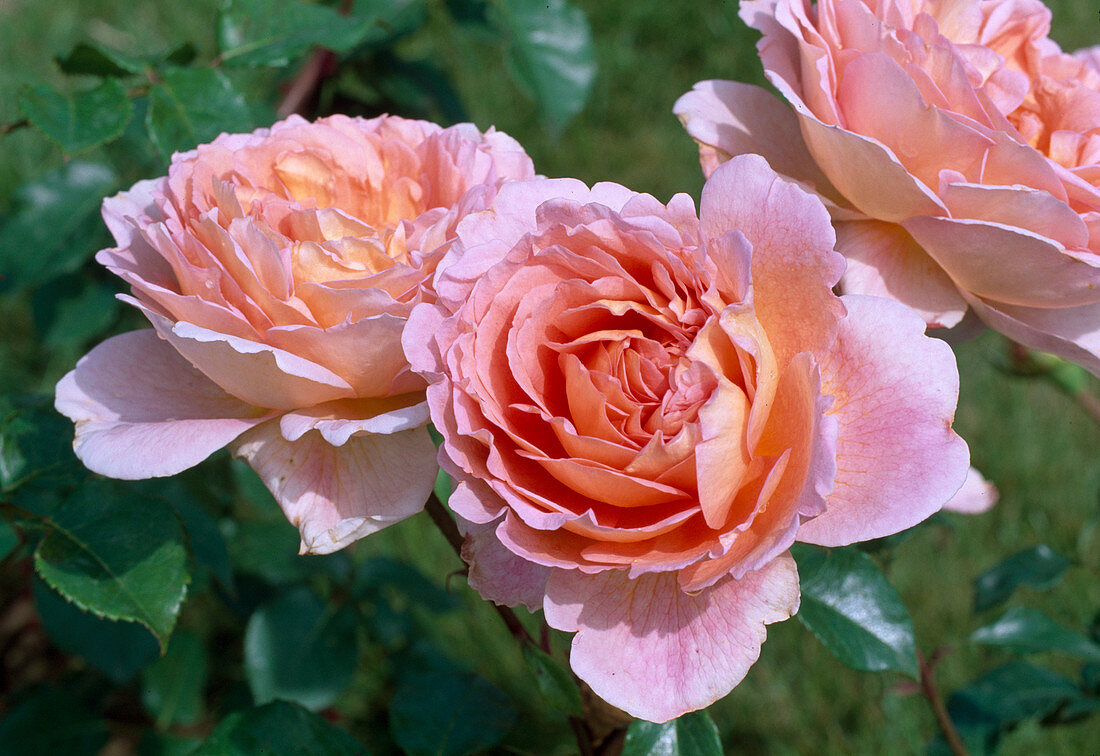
918;651;968;756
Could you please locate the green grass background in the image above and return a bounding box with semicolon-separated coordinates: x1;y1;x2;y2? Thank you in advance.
1;0;1098;752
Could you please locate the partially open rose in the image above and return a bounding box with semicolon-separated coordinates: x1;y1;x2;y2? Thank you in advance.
676;0;1100;373
55;114;534;553
405;155;970;721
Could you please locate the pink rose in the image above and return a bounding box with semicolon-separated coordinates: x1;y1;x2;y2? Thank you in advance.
404;155;970;721
675;0;1100;373
55;114;534;553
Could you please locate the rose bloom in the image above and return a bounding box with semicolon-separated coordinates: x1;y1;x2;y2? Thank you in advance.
405;155;972;722
55;114;534;553
675;0;1100;373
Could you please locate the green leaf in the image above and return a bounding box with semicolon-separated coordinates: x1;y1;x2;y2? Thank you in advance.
433;468;452;505
0;161;117;293
146;67;254;158
792;544;919;678
244;587;359;711
33;479;191;649
974;544;1071;612
971;606;1100;662
491;0;596;130
620;711;723;756
0;687;108;756
389;671;516;756
57;42;145;77
948;661;1083;728
0;519;18;561
33;577;159;682
169;496;235;593
521;644;583;717
142;631;209;727
0;394;84;498
355;556;459;613
218;0;386;67
20;79;134;154
33;277;120;351
194;701;366;755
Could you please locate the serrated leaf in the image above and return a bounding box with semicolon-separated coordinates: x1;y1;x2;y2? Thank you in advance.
974;544;1071;612
0;162;117;293
20;79;134;154
194;701;366;755
244;587;358;711
142;631;209;727
792;544;919;678
33;479;190;649
33;577;159;682
971;606;1100;662
521;644;583;717
218;0;386;67
390;671;516;756
948;661;1083;728
620;711;723;756
57;42;145;77
0;687;108;755
146;67;253;158
491;0;595;130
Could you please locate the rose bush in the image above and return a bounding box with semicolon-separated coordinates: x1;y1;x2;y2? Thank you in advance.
55;114;534;553
675;0;1100;372
405;154;971;721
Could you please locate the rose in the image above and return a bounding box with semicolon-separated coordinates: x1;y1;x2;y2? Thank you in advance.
404;154;971;721
55;114;534;553
675;0;1100;373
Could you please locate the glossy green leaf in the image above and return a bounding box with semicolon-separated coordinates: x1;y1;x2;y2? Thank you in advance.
33;577;159;682
218;0;385;67
521;644;583;717
0;162;117;293
971;606;1100;662
194;701;366;755
56;41;145;77
20;79;133;154
974;544;1071;612
620;711;723;756
792;544;919;678
948;661;1083;727
390;671;516;756
33;479;191;649
492;0;595;129
244;587;358;710
146;67;253;158
142;631;209;727
0;394;84;498
0;687;108;756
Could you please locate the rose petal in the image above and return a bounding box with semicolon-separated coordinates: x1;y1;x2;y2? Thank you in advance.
798;295;970;546
54;330;273;479
544;554;800;723
459;516;551;610
232;421;437;554
942;466;998;514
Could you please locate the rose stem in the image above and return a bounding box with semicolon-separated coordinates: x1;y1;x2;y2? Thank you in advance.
423;493;600;755
423;493;535;647
274;0;353;118
918;650;968;756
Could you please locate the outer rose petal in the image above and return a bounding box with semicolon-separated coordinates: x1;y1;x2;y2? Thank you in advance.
54;330;273;479
459;516;550;611
835;220;968;329
798;295;970;546
942;467;999;514
544;554;800;723
673;80;839;199
231;421;437;554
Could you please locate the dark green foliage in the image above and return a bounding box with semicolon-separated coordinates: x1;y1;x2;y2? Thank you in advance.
621;711;723;755
194;701;368;755
389;670;517;756
792;544;920;678
19;80;134;155
974;544;1072;612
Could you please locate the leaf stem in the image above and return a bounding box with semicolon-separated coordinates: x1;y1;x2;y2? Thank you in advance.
0;119;29;136
918;650;968;756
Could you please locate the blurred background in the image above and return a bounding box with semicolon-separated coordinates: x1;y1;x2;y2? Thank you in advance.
1;0;1098;753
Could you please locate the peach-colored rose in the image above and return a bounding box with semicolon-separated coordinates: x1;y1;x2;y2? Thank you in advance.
404;155;970;721
675;0;1100;373
55;114;534;553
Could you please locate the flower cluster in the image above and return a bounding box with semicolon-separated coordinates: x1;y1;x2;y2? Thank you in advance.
55;0;1100;725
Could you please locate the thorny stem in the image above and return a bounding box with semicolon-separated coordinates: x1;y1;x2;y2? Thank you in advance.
918;650;968;756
